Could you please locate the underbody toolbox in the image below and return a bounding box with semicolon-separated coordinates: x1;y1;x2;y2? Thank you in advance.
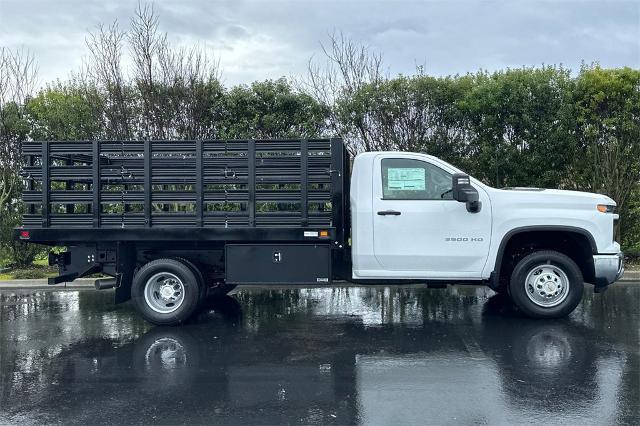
225;244;331;285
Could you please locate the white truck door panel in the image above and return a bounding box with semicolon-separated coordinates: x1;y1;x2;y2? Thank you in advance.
371;155;491;278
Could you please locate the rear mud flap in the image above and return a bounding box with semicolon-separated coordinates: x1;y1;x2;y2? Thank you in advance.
114;242;136;304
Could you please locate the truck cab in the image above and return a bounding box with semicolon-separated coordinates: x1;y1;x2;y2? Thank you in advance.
350;151;624;318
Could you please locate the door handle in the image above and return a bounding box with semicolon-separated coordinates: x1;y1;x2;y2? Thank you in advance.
377;210;401;216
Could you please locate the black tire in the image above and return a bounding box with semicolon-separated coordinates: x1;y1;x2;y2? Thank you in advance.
173;257;207;303
131;258;203;325
508;250;584;319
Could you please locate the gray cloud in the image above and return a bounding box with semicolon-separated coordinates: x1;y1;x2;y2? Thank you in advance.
0;0;638;88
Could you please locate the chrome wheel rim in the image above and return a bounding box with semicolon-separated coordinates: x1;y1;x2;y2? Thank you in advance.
524;263;570;308
144;272;185;314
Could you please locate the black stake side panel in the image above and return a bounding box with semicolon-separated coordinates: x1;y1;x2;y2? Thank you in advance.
19;139;349;245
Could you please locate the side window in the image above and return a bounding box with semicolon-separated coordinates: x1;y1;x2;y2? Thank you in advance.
381;158;453;200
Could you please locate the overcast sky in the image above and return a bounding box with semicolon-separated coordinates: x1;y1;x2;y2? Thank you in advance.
0;0;638;88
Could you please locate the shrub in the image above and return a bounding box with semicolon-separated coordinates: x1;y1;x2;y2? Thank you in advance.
12;269;49;279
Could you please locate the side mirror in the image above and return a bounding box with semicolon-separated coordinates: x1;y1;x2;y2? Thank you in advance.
452;173;481;213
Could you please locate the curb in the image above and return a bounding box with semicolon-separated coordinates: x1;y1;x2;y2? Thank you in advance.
620;271;640;281
0;278;96;290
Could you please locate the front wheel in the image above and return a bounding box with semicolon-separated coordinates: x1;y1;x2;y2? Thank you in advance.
509;250;584;319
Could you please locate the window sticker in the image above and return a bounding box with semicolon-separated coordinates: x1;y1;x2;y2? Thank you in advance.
387;168;425;191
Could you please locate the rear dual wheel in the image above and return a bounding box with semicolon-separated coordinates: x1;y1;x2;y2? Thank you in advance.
132;258;238;325
132;258;203;325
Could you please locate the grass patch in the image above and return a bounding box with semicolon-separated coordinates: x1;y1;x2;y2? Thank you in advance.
33;257;49;267
0;264;58;280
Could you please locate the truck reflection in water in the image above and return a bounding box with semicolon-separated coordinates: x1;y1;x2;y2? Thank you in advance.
0;285;638;424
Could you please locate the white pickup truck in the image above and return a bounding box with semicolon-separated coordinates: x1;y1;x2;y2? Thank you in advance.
19;139;624;324
350;151;624;318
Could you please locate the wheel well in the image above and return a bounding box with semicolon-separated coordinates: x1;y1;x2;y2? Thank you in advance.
497;230;596;286
137;249;224;276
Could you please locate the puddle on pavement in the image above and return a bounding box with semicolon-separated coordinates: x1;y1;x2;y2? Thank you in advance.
1;284;638;424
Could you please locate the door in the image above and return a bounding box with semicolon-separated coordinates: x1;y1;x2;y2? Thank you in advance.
372;155;491;278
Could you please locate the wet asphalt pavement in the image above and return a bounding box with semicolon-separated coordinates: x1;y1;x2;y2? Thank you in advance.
0;283;638;425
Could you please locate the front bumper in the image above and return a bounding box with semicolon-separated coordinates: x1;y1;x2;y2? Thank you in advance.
593;252;624;287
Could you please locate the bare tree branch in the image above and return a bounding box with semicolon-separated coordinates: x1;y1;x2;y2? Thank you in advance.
0;47;37;214
86;21;132;139
300;31;386;154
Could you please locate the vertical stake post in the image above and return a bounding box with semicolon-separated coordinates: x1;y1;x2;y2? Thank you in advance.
301;139;309;227
196;140;204;227
92;140;100;227
330;138;345;246
41;141;50;228
144;140;152;227
248;140;256;227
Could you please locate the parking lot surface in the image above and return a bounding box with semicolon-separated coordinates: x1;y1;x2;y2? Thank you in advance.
1;283;638;425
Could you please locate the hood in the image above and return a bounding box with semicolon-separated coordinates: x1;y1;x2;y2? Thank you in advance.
496;187;616;206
